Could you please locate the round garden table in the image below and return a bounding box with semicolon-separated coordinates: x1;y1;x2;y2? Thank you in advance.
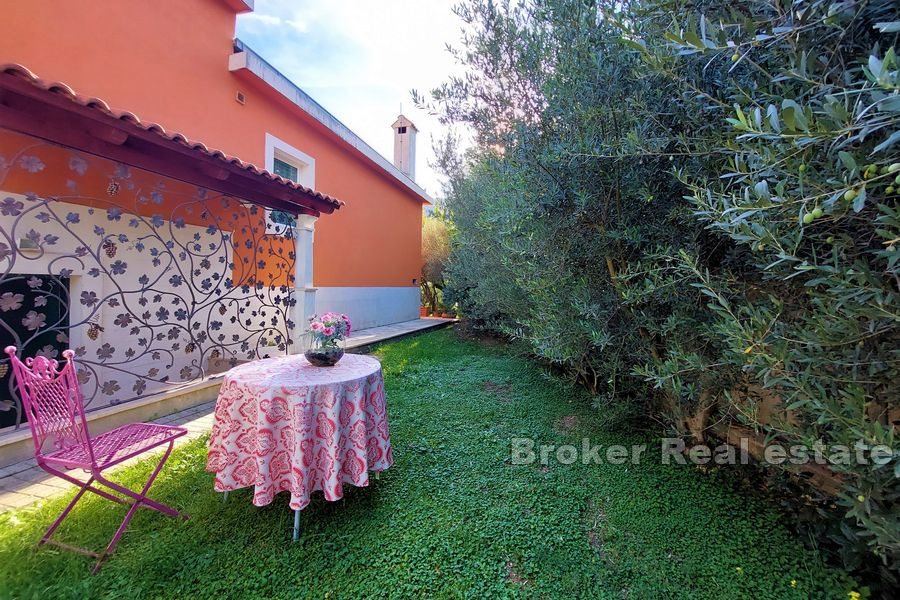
205;353;393;540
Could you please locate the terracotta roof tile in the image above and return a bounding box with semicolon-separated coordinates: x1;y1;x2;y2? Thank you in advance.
0;63;344;209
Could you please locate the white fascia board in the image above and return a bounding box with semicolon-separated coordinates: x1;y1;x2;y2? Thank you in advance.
230;40;434;204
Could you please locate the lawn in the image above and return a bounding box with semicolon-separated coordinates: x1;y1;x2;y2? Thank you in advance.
0;328;857;598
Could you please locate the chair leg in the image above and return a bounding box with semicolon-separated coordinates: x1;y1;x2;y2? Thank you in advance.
35;470;153;561
94;442;184;518
90;442;185;573
39;476;98;548
91;490;145;574
32;441;186;573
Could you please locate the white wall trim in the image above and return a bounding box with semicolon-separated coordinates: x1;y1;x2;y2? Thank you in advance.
292;214;318;353
264;132;315;188
314;287;419;331
263;133;315;233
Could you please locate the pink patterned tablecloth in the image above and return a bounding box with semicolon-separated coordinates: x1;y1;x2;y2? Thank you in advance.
206;353;392;510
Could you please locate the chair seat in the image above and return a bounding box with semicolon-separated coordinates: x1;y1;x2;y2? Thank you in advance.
45;423;187;470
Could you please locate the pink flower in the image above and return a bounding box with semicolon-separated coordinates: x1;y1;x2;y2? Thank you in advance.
308;310;350;338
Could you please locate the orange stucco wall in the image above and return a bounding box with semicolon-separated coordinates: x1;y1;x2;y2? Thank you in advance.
0;0;423;288
0;129;293;289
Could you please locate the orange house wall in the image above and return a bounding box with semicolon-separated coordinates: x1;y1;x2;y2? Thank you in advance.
0;0;423;288
0;129;293;289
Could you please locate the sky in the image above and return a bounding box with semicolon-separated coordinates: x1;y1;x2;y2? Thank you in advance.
236;0;465;199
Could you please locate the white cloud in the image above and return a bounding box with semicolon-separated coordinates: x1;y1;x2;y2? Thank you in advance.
236;0;468;198
285;18;309;33
240;12;283;27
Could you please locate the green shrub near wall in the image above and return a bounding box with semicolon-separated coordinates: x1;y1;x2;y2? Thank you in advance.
425;0;899;588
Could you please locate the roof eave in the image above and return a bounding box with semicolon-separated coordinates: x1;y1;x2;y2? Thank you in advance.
221;0;254;15
0;65;344;216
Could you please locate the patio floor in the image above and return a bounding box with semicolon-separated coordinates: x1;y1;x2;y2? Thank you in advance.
0;317;454;512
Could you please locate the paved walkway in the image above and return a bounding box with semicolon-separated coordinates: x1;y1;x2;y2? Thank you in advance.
345;316;452;350
0;317;454;512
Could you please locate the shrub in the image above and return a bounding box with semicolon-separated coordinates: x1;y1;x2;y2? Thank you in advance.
424;0;899;587
624;0;900;580
421;212;452;313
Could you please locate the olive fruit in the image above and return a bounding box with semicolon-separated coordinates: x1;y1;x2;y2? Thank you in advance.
811;207;824;219
802;213;815;224
844;188;858;202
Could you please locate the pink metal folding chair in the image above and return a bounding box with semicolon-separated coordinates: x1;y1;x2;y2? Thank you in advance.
4;346;188;573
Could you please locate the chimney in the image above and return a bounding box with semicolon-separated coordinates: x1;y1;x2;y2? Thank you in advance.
391;114;417;180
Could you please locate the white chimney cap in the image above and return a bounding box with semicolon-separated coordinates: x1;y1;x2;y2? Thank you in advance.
391;115;418;131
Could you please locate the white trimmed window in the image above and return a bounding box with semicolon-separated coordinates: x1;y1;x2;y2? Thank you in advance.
273;157;299;182
264;134;316;233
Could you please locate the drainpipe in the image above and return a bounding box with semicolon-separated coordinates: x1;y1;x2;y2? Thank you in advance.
291;214;318;354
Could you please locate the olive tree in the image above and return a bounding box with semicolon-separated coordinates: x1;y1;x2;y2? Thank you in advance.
425;0;899;585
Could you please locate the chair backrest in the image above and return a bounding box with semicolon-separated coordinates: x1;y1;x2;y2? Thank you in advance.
4;346;94;464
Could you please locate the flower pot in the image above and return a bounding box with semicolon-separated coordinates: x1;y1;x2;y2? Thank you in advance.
420;307;428;317
304;347;344;367
440;312;449;318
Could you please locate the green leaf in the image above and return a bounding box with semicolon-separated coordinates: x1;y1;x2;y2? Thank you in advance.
786;399;807;411
781;99;808;131
838;151;857;173
664;31;684;44
781;105;796;131
868;54;883;79
853;186;867;213
683;31;703;49
726;118;749;131
766;104;781;132
734;104;748;127
620;38;646;53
